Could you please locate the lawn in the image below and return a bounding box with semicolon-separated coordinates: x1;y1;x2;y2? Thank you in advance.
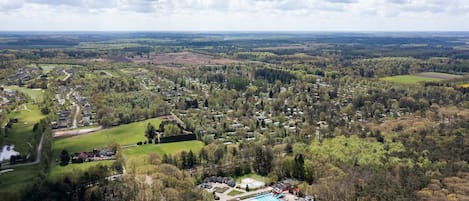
3;104;45;155
380;75;441;84
123;140;204;157
54;118;161;155
0;165;40;193
4;86;45;102
227;189;244;196
49;160;114;180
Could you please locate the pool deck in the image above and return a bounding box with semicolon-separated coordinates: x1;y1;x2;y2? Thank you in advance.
216;186;273;201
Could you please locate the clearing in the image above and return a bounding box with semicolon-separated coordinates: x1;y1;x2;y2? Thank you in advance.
3;104;45;155
49;160;114;180
4;86;45;102
0;165;40;193
381;72;462;84
123;140;204;157
53;118;161;155
130;51;239;67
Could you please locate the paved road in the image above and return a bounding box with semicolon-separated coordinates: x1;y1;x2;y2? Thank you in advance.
65;88;80;129
0;131;45;169
62;69;71;81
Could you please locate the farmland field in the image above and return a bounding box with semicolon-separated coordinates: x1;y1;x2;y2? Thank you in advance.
49;160;114;180
3;104;45;155
53;118;161;155
381;72;462;84
415;72;463;80
380;75;441;84
123;140;204;157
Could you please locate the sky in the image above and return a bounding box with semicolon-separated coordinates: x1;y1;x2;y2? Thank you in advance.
0;0;468;31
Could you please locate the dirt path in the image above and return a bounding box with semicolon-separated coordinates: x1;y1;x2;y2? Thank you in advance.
53;126;103;138
0;131;45;169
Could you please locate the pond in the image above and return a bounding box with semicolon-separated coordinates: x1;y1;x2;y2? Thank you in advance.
0;145;20;161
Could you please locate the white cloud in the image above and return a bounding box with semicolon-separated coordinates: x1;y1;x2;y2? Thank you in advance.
0;0;467;31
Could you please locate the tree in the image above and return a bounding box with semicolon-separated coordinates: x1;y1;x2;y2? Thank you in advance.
145;123;156;142
60;149;70;166
187;150;195;169
163;124;181;137
293;153;305;180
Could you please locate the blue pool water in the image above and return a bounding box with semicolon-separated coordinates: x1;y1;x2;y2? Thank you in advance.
250;193;281;201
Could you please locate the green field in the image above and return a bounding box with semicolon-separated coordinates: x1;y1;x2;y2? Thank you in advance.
123;140;204;157
380;72;463;84
380;75;441;84
0;165;40;193
49;160;114;180
3;104;45;155
4;86;45;102
54;118;162;155
227;189;244;196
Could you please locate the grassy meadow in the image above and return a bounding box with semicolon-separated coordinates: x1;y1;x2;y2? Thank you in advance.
380;72;462;84
123;140;204;157
3;104;45;155
4;86;45;102
380;75;441;84
49;160;114;180
0;165;41;193
53;118;161;154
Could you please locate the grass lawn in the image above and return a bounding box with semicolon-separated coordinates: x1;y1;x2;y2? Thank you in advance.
380;75;441;84
123;140;204;157
54;118;161;155
0;165;41;193
49;160;114;180
3;104;45;155
227;189;244;196
4;86;45;102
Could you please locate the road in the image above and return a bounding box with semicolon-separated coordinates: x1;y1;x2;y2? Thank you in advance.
62;69;71;81
0;131;45;169
66;88;80;129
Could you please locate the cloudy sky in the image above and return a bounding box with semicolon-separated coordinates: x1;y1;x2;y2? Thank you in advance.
0;0;468;31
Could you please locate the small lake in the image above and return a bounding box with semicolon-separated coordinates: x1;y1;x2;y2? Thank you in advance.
0;145;20;161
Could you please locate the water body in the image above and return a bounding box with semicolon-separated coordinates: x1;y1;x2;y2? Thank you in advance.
0;145;20;161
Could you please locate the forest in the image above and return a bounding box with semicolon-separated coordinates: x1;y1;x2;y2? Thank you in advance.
0;32;468;201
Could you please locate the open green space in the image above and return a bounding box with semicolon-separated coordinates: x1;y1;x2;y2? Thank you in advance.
380;75;441;84
54;118;162;155
123;140;204;157
4;86;45;102
227;189;244;196
0;165;41;193
3;104;45;155
49;160;114;180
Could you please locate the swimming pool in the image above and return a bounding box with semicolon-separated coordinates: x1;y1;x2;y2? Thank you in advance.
249;193;281;201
